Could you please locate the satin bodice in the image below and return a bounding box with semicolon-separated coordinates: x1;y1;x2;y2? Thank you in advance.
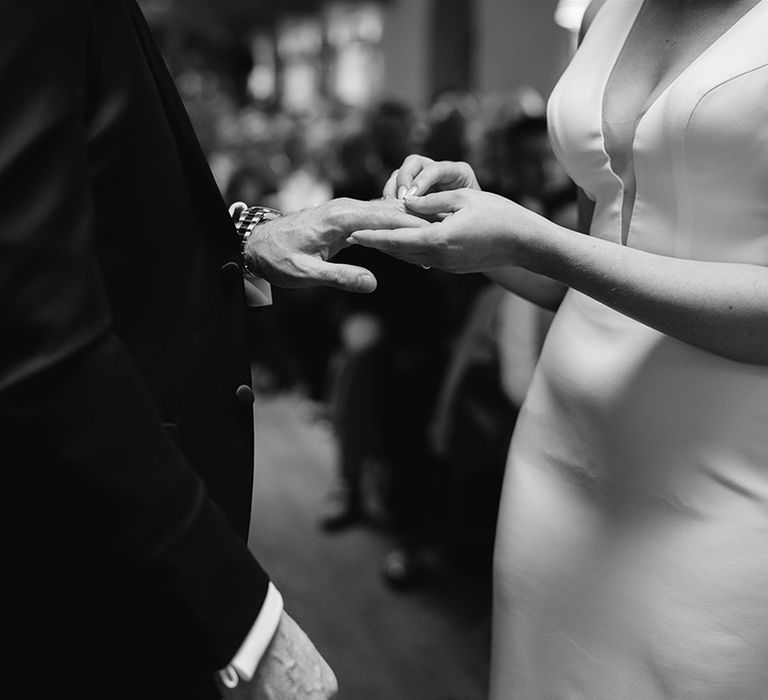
547;0;768;262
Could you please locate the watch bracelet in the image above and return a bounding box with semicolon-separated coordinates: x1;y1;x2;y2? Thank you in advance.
235;205;284;277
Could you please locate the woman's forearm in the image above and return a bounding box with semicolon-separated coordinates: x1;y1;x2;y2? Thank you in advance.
529;222;768;365
485;266;567;311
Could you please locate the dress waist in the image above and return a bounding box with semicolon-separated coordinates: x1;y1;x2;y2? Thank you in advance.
511;290;768;521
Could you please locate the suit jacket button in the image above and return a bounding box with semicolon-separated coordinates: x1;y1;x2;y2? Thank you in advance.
235;384;255;405
219;261;241;283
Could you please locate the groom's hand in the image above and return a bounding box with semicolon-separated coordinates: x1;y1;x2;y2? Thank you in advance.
242;197;427;293
219;612;338;700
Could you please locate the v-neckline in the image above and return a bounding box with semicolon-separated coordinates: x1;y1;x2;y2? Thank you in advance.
598;0;763;245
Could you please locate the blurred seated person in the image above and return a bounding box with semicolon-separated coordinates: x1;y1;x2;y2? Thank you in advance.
320;125;389;530
428;282;519;575
368;99;419;190
320;110;452;592
330;124;383;202
422;89;479;165
500;113;575;214
473;86;546;196
320;248;449;537
357;96;490;587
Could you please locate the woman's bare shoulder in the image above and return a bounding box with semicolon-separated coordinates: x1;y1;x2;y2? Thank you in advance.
578;0;609;44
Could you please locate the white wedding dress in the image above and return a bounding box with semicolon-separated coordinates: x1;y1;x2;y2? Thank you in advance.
490;1;768;698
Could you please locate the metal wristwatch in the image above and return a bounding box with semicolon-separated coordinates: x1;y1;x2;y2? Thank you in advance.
233;205;284;277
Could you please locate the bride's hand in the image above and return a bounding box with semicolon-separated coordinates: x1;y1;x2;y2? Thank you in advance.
382;154;481;200
350;188;556;274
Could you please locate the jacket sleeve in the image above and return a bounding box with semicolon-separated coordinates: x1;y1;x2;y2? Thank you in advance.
0;0;269;670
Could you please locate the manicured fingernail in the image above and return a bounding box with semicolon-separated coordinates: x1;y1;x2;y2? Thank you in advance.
406;186;419;197
397;186;407;199
358;273;375;290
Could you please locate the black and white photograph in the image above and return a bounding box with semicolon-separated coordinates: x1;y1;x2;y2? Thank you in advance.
2;0;767;698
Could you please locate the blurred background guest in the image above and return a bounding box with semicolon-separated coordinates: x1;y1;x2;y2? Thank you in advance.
321;100;454;592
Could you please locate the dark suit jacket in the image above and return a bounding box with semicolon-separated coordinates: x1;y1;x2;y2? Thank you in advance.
0;2;270;696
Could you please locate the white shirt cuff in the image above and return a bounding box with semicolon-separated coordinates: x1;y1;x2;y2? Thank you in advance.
243;274;272;307
218;582;284;688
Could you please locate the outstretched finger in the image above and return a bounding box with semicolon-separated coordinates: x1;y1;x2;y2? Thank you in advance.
354;200;433;231
348;226;435;265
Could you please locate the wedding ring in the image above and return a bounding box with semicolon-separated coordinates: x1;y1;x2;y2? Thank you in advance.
420;264;430;270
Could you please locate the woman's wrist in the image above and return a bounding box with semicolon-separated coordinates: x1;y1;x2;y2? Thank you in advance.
515;213;574;280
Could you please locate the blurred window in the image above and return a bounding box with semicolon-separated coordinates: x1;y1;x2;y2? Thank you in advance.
248;34;277;103
554;0;590;32
326;2;384;107
278;16;324;112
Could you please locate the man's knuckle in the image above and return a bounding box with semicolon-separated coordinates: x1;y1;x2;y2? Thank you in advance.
334;267;350;286
330;200;352;228
423;227;441;245
332;197;351;212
